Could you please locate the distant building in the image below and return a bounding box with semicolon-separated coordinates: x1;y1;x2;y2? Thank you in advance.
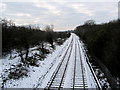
118;1;120;19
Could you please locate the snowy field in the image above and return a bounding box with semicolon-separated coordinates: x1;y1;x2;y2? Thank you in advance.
1;35;71;88
1;33;110;89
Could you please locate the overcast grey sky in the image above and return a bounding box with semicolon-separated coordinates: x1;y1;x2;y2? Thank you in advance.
1;0;119;31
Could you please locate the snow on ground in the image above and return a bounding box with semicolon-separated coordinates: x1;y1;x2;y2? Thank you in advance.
1;33;110;89
63;35;76;88
1;36;72;88
79;39;110;89
36;35;73;88
39;33;100;88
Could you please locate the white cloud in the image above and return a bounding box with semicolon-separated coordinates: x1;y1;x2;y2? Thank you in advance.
16;13;31;17
34;2;61;15
96;3;118;18
0;2;6;12
2;1;118;31
2;0;120;2
13;18;31;26
70;3;95;16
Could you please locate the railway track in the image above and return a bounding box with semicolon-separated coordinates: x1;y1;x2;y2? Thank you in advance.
45;36;74;89
34;33;102;90
70;39;88;89
45;36;89;90
77;39;102;90
79;40;102;90
73;37;77;89
33;35;73;89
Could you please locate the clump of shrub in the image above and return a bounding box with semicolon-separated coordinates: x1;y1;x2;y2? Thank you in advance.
8;64;28;80
56;38;66;45
26;56;39;66
2;63;29;85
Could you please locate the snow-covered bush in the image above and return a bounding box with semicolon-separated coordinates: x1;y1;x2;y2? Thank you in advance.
3;64;28;84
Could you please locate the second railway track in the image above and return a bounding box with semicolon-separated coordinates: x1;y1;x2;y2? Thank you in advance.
45;36;74;89
34;33;102;90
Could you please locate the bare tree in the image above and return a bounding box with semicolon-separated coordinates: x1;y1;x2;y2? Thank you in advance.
84;20;96;25
44;25;54;47
44;24;53;32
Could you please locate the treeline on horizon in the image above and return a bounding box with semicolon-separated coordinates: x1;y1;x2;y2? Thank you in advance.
1;18;70;59
75;19;120;78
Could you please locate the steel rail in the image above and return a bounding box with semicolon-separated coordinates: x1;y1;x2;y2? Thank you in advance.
77;40;86;90
45;37;74;90
79;40;102;90
58;40;73;90
73;39;77;90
